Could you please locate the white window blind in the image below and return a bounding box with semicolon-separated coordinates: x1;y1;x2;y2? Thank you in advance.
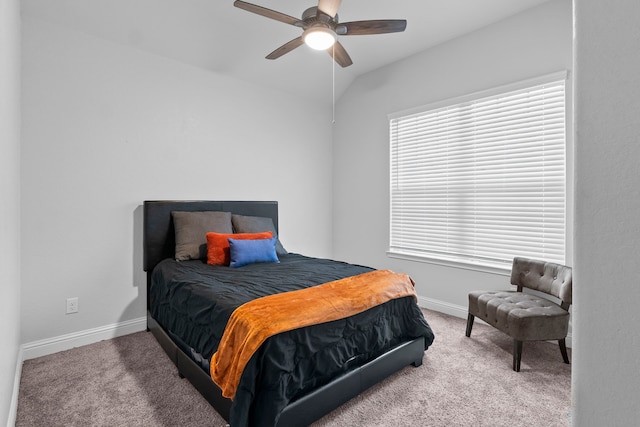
389;74;566;270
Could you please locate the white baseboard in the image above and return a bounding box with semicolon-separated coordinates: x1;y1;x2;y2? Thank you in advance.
10;317;147;426
416;294;572;348
417;295;469;319
6;346;23;427
22;316;147;361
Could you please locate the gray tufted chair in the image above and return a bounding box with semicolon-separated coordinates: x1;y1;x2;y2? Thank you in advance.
465;257;572;371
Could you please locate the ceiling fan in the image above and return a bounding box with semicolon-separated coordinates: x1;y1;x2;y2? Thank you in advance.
234;0;407;68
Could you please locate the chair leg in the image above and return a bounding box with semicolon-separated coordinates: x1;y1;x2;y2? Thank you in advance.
559;338;570;364
513;340;523;372
465;314;475;337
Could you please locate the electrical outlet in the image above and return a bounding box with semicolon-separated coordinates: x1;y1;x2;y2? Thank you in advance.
66;297;79;314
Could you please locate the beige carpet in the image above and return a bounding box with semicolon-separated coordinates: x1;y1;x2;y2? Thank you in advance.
16;309;571;426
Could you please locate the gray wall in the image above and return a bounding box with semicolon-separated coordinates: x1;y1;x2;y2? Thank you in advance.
0;0;21;424
20;18;335;345
572;0;640;425
332;0;573;314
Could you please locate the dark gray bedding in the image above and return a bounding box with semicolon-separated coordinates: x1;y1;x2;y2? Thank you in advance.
150;253;434;427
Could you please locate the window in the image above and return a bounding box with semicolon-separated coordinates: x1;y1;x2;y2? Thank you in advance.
389;72;567;271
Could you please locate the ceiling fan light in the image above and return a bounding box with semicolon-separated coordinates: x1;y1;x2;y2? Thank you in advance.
303;27;337;50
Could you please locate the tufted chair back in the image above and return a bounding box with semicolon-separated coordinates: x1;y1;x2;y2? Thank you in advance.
510;257;572;306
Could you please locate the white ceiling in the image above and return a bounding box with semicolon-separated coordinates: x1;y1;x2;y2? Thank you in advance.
21;0;552;104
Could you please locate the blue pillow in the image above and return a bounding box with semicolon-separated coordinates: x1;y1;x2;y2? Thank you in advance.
228;237;279;268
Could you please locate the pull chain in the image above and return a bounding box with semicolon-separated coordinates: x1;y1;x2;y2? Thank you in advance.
332;44;335;124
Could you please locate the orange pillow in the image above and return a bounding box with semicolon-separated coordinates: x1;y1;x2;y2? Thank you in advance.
206;231;273;266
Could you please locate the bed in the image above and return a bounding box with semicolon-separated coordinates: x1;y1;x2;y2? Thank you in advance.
143;200;434;427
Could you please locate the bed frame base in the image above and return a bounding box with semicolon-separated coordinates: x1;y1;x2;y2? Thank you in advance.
278;334;424;427
148;312;424;426
148;313;232;419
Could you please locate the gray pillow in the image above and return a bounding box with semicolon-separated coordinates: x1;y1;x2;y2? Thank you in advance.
172;211;233;261
231;214;288;255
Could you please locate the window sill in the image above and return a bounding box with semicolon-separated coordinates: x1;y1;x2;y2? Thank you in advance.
386;250;511;276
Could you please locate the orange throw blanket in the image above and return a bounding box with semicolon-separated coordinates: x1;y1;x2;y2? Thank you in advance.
210;269;417;400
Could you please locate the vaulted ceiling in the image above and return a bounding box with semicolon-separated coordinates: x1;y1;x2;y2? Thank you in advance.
21;0;552;104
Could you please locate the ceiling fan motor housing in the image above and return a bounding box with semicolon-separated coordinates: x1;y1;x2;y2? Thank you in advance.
301;6;339;51
302;6;338;24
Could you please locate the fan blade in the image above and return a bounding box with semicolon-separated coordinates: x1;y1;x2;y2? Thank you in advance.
336;19;407;36
234;0;301;26
328;41;353;68
317;0;341;18
266;37;305;60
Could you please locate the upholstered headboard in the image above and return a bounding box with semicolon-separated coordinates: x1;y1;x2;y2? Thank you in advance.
143;200;279;273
